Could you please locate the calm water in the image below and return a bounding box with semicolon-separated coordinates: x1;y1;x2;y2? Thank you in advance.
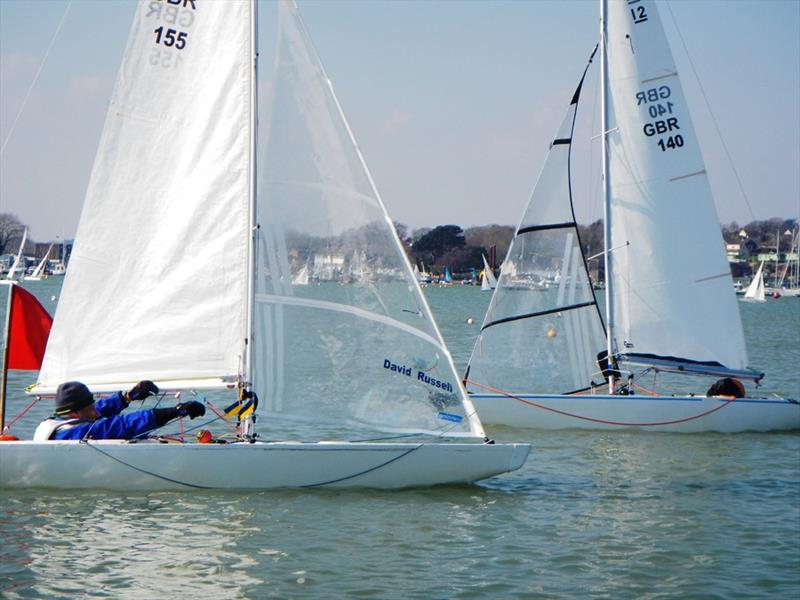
1;279;798;598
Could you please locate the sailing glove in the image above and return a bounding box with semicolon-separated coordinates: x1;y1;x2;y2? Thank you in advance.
176;401;206;419
128;380;160;401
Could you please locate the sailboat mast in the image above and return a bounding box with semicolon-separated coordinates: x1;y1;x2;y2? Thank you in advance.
600;0;615;393
244;0;259;389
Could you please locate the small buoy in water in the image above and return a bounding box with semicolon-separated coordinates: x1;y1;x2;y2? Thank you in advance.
546;326;557;338
50;295;56;302
196;429;213;444
466;317;474;324
773;291;781;299
0;434;20;442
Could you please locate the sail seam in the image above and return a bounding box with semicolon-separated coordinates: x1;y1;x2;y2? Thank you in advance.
481;301;596;332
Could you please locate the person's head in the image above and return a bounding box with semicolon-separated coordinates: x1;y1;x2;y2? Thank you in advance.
55;381;99;421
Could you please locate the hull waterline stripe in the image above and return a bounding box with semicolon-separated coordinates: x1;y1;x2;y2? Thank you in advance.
300;444;423;488
481;301;596;332
465;378;743;427
84;441;214;489
82;442;443;489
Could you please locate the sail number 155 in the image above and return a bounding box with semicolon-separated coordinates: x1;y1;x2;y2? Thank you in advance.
154;26;187;50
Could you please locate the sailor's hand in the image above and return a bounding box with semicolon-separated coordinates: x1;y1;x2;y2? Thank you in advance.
127;380;159;402
176;401;205;420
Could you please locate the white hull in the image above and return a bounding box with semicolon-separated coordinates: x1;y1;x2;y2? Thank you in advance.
0;440;530;491
471;393;800;433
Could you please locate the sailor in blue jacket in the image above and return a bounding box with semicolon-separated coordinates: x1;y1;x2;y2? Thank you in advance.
33;380;206;441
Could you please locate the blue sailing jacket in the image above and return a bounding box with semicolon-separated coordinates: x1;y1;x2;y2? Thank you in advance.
51;393;157;440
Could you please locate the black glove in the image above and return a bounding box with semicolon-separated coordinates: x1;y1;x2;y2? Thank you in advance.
128;380;159;402
176;401;206;419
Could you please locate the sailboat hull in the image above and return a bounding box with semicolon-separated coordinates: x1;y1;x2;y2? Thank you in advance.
0;441;530;491
471;394;800;433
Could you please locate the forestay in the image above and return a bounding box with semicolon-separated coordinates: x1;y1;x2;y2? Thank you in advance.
466;65;607;395
253;1;480;438
34;0;253;391
606;0;748;371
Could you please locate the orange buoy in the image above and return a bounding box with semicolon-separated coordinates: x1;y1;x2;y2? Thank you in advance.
196;429;213;444
0;434;20;442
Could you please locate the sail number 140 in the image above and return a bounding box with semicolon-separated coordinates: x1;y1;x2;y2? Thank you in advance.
637;85;684;152
154;26;188;50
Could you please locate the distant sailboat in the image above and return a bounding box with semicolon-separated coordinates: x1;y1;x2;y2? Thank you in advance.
465;0;798;433
5;227;28;282
23;243;54;282
0;0;528;490
480;254;497;291
442;266;453;285
742;261;766;303
292;262;309;286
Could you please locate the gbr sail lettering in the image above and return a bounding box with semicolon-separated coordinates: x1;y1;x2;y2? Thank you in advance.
147;0;196;70
636;85;684;152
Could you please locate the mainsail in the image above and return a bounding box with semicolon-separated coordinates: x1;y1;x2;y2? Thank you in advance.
35;1;253;391
606;0;749;373
466;57;607;395
253;1;480;437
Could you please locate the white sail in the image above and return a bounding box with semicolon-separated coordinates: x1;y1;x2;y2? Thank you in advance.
744;261;766;302
606;0;748;370
35;0;253;391
292;263;309;286
24;243;53;280
481;254;497;291
252;0;481;438
466;71;607;395
6;227;27;281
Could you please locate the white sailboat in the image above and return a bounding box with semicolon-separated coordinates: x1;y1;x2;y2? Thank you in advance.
291;262;309;286
0;0;528;490
4;227;28;282
742;260;766;303
480;254;497;291
465;0;799;433
23;243;54;282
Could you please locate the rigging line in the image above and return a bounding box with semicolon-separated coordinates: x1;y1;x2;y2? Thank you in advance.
2;395;40;432
0;0;73;157
663;0;756;222
300;444;423;488
81;441;214;489
464;378;740;427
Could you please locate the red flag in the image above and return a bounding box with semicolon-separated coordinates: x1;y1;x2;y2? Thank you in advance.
6;285;53;370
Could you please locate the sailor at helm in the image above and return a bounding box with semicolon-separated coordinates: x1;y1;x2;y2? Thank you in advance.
33;381;205;441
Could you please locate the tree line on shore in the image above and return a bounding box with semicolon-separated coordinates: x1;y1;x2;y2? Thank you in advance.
2;211;795;277
401;217;797;276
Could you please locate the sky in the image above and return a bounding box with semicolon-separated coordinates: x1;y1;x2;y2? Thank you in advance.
0;0;798;243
